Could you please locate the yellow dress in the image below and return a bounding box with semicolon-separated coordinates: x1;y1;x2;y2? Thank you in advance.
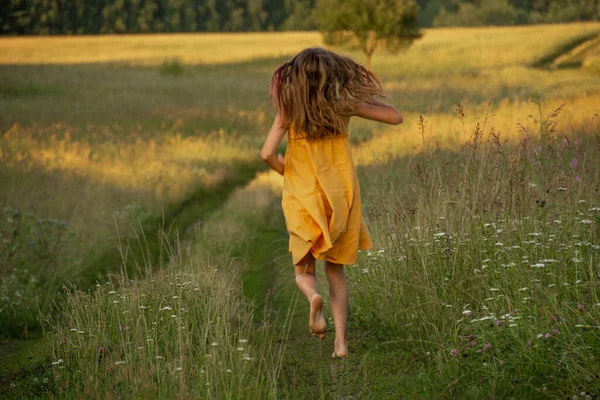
282;126;373;266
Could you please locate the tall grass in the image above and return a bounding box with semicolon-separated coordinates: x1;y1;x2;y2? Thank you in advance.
348;99;600;397
43;231;288;399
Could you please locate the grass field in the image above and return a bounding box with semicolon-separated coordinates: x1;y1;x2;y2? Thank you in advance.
1;22;599;398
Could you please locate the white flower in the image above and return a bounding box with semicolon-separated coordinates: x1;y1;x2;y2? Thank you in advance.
155;355;164;359
139;305;148;309
51;359;64;366
581;219;593;225
558;187;567;191
530;263;545;268
115;361;126;365
238;339;248;344
518;287;528;292
490;288;500;292
495;242;504;246
159;306;172;311
176;367;183;372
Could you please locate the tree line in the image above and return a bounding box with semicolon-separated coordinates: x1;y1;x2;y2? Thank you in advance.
1;0;598;36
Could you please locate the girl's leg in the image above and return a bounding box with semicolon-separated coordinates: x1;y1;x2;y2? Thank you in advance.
324;261;348;358
295;253;327;340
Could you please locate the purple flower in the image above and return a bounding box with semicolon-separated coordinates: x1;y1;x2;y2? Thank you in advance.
450;349;458;356
545;332;552;339
535;160;541;169
483;343;492;351
570;157;578;169
476;349;483;353
575;137;582;147
575;175;581;183
463;310;472;317
552;328;559;335
561;138;568;147
551;315;559;322
468;334;476;342
535;145;542;152
495;320;502;327
577;304;584;312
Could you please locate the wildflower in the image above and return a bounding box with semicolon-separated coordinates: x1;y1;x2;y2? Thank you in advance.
495;320;502;327
236;347;244;351
577;304;584;312
570;157;578;169
537;333;544;339
545;332;552;339
238;339;248;344
115;361;126;365
552;328;559;335
139;305;148;309
155;355;164;359
558;187;567;191
483;343;492;351
176;367;183;372
463;310;472;317
211;342;218;347
499;360;505;366
575;176;581;183
494;242;503;246
476;349;483;353
581;219;593;225
159;306;172;311
530;263;545;268
51;359;64;366
226;369;232;373
450;349;458;356
362;268;369;274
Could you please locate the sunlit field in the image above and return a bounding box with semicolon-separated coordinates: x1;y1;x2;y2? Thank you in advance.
1;22;599;398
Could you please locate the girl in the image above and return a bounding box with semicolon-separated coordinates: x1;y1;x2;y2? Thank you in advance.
260;47;403;359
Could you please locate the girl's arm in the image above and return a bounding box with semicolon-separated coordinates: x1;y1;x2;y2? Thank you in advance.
354;98;403;125
260;112;287;175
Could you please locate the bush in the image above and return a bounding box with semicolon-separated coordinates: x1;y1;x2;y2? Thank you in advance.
159;57;184;76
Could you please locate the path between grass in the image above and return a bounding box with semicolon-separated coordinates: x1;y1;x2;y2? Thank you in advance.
0;161;264;398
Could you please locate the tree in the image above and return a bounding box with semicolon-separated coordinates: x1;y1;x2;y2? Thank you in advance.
317;0;422;70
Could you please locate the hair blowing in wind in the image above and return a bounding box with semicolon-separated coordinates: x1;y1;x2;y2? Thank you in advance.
270;47;385;140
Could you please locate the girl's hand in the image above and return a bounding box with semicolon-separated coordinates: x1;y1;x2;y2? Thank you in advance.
260;113;287;176
355;100;403;125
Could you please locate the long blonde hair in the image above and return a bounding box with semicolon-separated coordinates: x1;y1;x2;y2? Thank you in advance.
270;47;385;140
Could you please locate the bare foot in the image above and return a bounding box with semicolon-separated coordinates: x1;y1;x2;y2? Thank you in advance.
331;341;348;359
309;294;327;340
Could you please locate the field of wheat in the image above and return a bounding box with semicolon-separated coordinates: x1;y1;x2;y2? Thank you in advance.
1;22;599;398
